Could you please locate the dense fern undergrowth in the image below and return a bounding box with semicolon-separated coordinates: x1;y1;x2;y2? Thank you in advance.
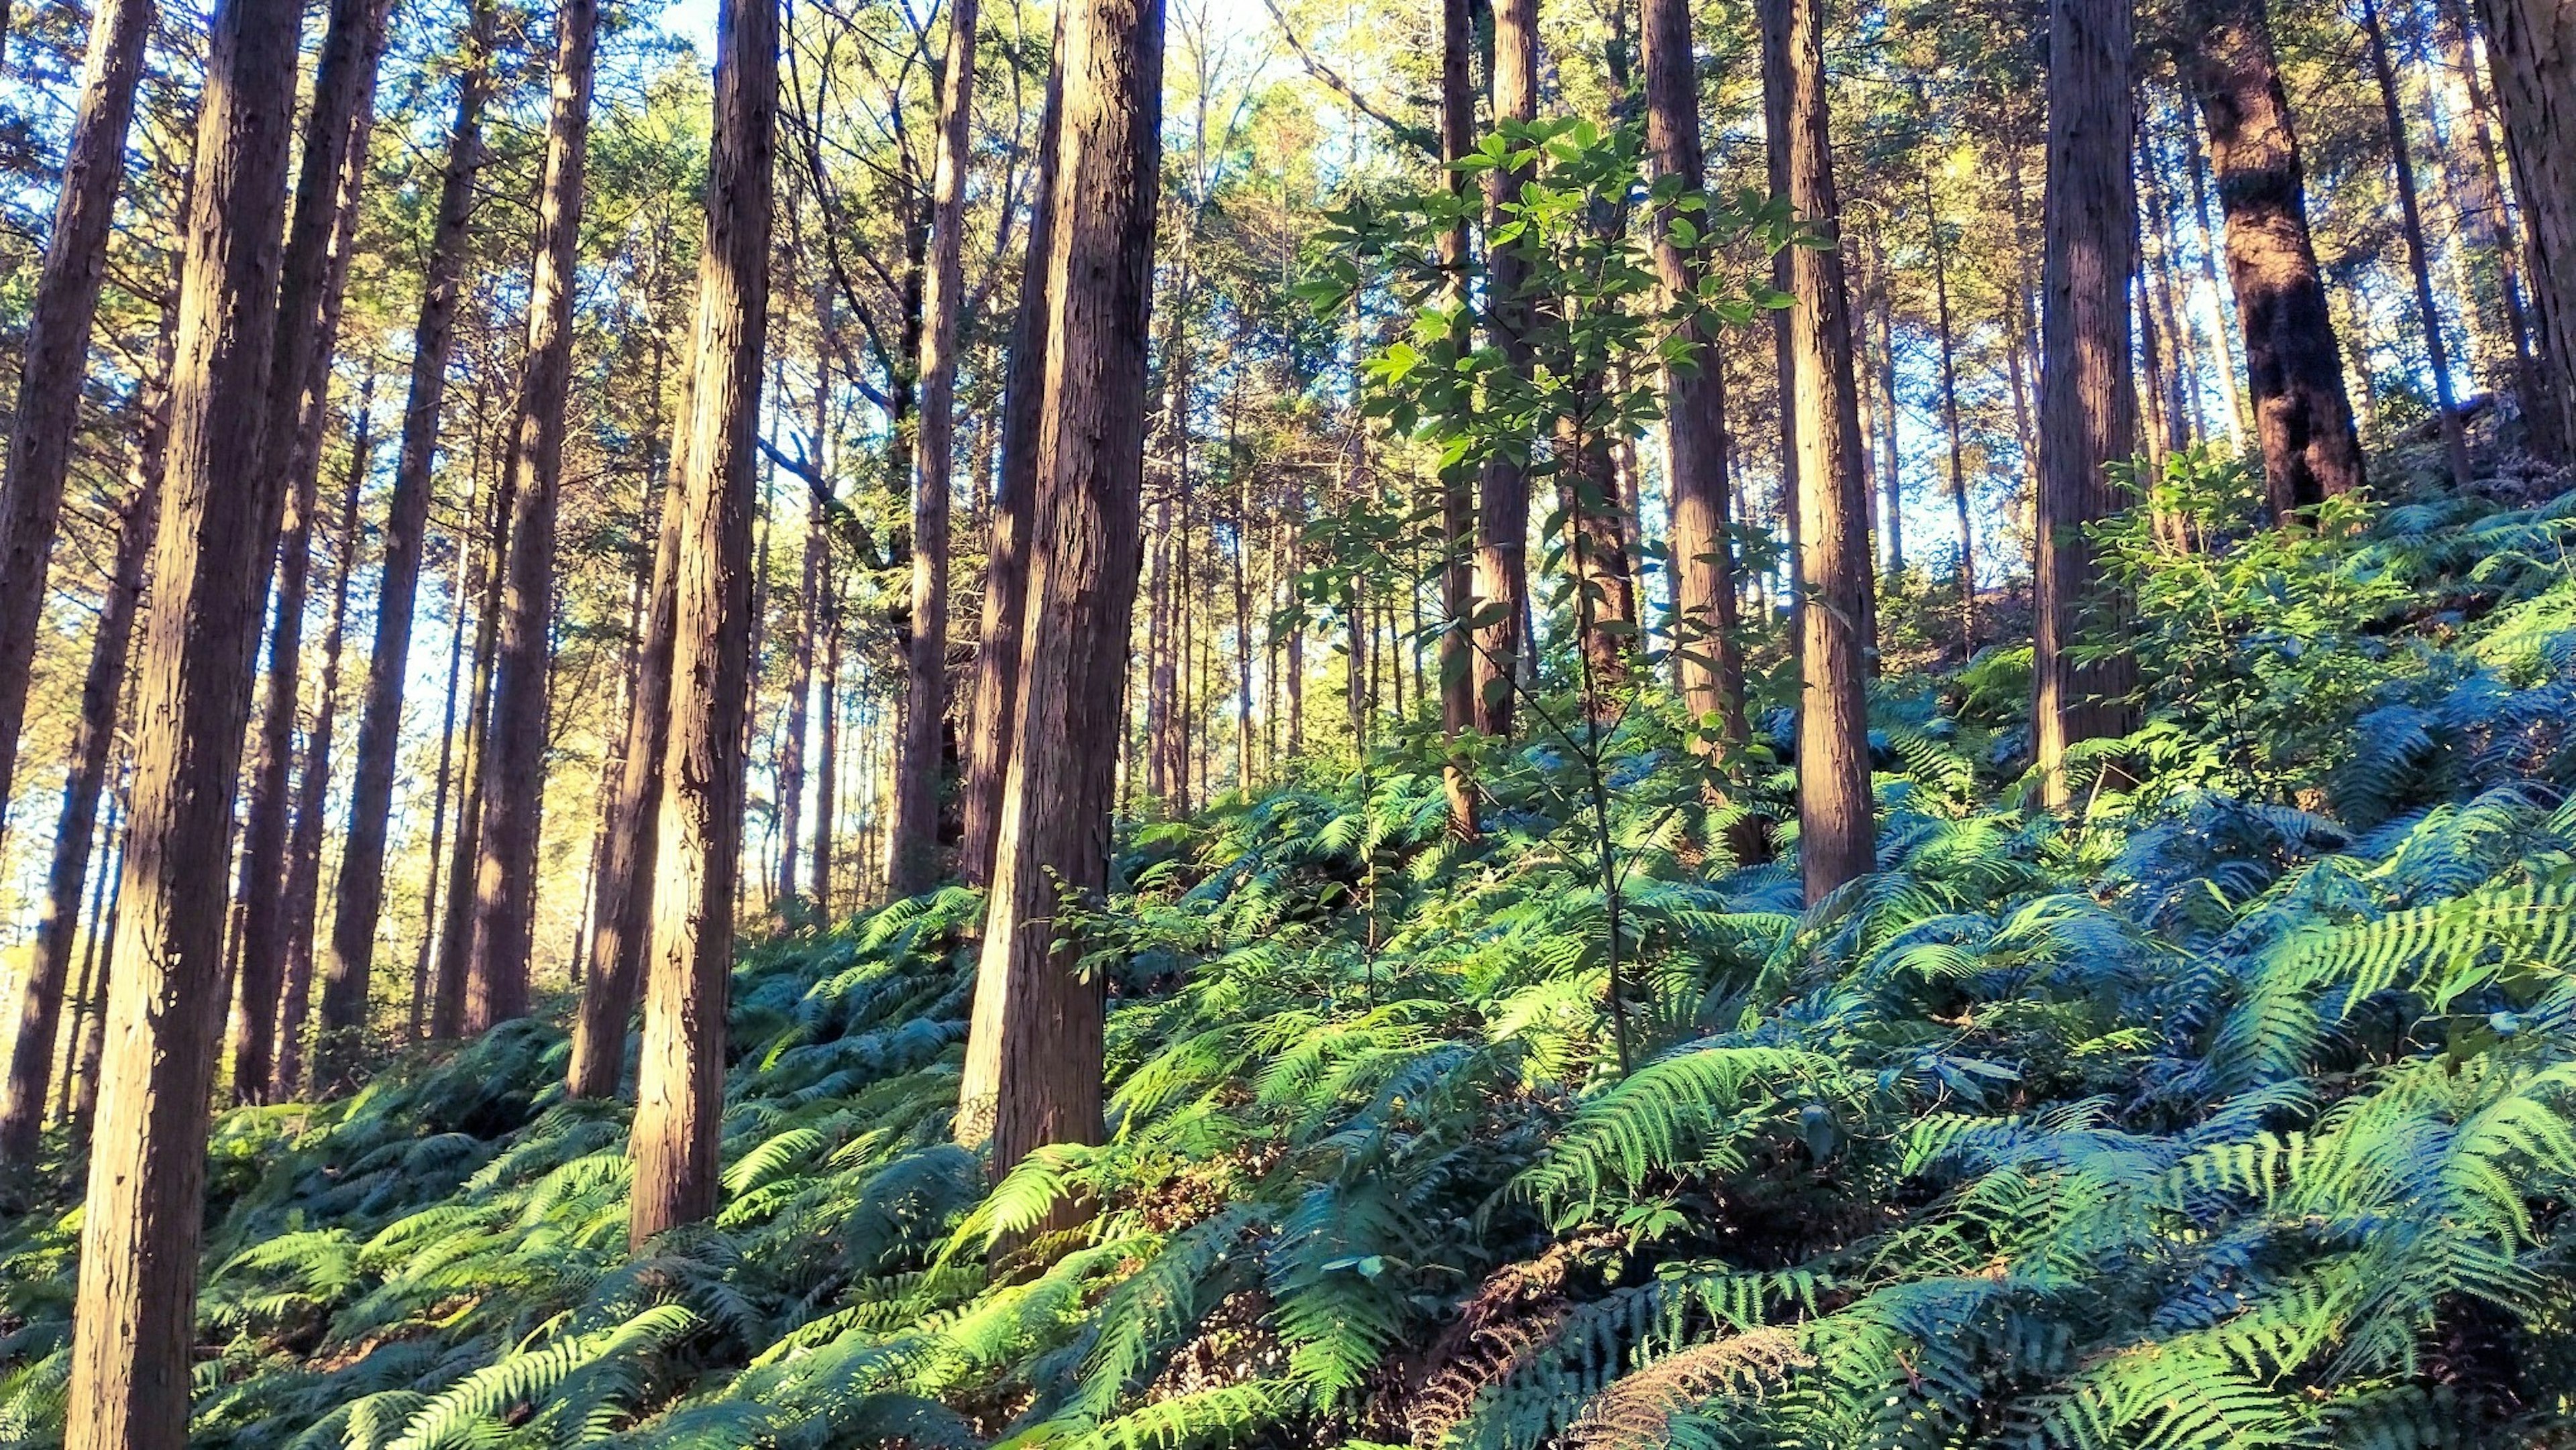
15;460;2576;1447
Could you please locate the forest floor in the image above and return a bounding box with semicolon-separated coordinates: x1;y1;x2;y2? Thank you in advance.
9;448;2576;1448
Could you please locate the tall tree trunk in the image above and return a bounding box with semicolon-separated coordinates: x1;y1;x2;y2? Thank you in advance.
469;0;600;1031
1434;0;1479;837
961;39;1061;888
410;460;482;1041
431;429;512;1040
0;293;172;1170
812;565;841;910
2035;0;2141;807
566;411;684;1098
777;465;817;905
2473;0;2576;460
1762;0;1874;904
2181;0;2369;517
229;23;387;1103
955;0;1163;1186
2361;0;2474;486
1923;161;1976;651
1474;0;1536;739
68;790;123;1143
627;0;776;1245
890;0;983;897
2434;0;2538;419
0;0;155;834
272;391;373;1096
1874;252;1903;575
323;0;493;1087
1644;0;1762;858
2181;108;2254;448
62;0;304;1428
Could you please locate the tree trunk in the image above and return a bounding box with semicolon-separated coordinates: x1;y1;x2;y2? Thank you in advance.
1432;0;1479;836
2361;0;2474;486
812;565;841;911
2181;0;2369;518
1874;252;1903;575
409;461;481;1041
777;464;817;907
323;1;490;1083
961;40;1061;888
1923;161;1976;652
431;427;512;1040
0;0;154;835
1762;0;1874;904
68;790;123;1143
0;294;171;1169
566;410;684;1098
229;23;386;1102
1474;0;1536;740
2473;0;2576;461
888;0;982;897
272;390;372;1096
62;0;305;1429
956;0;1163;1188
2035;0;2141;807
1644;0;1763;858
2435;0;2538;427
628;0;776;1245
468;0;600;1031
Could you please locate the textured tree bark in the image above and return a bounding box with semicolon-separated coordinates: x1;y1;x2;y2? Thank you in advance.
2035;0;2141;808
1433;0;1478;837
955;0;1163;1186
958;45;1059;884
229;22;387;1102
271;393;373;1096
0;0;154;835
1761;0;1874;904
0;295;171;1169
2181;0;2367;517
628;0;775;1246
2361;0;2473;487
1474;0;1536;740
468;0;600;1032
62;0;304;1430
566;419;683;1098
320;0;493;1089
2473;0;2576;461
888;0;983;898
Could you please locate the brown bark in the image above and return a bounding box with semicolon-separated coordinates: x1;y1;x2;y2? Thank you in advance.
468;0;600;1032
959;45;1059;886
1761;0;1874;904
0;297;171;1169
2180;0;2368;518
229;21;387;1102
890;0;983;897
956;0;1163;1184
2035;0;2141;807
1644;0;1762;858
272;391;373;1096
321;0;493;1088
62;0;305;1429
0;0;155;833
1474;0;1536;740
2473;0;2576;460
628;0;775;1245
566;413;684;1098
1435;0;1478;837
2361;0;2474;487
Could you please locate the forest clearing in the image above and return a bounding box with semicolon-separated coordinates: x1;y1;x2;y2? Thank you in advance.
2;0;2576;1441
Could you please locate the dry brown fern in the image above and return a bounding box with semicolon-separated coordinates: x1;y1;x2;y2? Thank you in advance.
1404;1233;1620;1448
1564;1329;1814;1450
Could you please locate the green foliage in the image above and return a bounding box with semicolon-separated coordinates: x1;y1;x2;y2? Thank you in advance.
9;486;2576;1449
